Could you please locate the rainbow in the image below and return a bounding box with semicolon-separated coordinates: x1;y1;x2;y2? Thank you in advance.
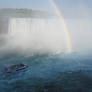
49;0;72;52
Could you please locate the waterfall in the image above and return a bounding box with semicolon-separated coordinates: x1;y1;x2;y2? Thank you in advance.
8;18;67;55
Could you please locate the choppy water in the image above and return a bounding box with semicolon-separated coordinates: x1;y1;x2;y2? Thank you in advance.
0;53;92;92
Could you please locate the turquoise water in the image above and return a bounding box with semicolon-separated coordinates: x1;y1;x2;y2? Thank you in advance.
0;53;92;92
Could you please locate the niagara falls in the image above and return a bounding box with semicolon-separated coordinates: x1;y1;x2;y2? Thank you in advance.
0;0;92;92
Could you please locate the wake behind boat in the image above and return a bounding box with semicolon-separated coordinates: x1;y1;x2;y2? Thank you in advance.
4;63;28;74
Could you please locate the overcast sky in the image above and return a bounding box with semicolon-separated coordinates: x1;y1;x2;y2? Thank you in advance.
0;0;91;9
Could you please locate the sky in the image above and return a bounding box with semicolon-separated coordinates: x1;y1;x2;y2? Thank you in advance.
0;0;91;10
0;0;52;10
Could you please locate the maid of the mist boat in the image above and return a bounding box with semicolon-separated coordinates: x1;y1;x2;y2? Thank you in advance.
4;63;28;73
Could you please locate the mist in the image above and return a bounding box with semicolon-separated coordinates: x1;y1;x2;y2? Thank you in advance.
65;2;92;52
0;3;92;57
0;17;68;56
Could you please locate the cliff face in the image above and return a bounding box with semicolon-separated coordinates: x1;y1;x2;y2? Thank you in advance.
0;9;55;18
0;9;57;51
0;9;56;34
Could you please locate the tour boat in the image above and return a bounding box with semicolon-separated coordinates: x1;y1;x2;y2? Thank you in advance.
4;63;28;73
